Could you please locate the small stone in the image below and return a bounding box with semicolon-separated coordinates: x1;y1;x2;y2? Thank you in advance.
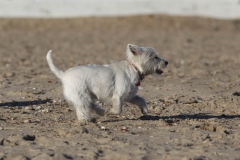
23;134;35;141
22;111;30;114
81;127;89;134
34;106;42;110
230;111;236;114
122;126;127;130
232;92;240;96
23;119;31;123
120;126;128;132
4;72;15;78
101;126;106;130
223;130;230;134
65;108;71;112
24;106;32;110
34;119;41;123
0;126;4;130
41;109;50;113
46;149;55;157
165;123;173;126
32;89;45;95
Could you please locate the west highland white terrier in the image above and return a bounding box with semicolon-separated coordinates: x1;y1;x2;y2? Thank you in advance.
46;44;168;122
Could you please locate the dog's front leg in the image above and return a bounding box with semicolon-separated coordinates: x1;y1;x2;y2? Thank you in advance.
128;95;148;115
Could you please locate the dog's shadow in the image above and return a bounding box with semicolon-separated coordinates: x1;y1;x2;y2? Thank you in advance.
0;99;51;107
139;114;240;120
101;113;240;123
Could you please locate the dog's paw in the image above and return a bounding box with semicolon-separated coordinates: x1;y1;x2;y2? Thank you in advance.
72;119;89;126
76;118;98;126
105;108;121;115
104;109;120;118
141;107;148;115
89;117;100;123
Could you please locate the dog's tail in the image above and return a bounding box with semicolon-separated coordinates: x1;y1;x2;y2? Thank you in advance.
46;50;63;79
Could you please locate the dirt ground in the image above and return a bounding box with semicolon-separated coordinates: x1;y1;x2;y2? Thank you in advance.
0;15;240;160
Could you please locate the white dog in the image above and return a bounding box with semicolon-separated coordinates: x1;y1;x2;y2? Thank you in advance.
46;44;168;122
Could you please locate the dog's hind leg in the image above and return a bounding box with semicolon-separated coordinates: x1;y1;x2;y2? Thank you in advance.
74;101;91;121
67;94;92;121
63;84;92;121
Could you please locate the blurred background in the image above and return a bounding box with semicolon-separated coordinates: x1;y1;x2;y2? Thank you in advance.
0;0;240;19
0;0;240;78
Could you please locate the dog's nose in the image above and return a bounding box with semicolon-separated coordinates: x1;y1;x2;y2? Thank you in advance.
165;61;168;66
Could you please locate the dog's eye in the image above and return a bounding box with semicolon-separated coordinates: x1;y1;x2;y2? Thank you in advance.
154;57;158;59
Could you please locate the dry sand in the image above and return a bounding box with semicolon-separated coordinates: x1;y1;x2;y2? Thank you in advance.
0;15;240;160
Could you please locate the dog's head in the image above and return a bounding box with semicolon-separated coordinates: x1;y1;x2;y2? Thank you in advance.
126;44;168;76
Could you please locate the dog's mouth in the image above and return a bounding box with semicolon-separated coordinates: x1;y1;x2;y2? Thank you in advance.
156;69;163;74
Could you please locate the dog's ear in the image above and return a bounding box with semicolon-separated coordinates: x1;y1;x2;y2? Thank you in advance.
127;44;141;56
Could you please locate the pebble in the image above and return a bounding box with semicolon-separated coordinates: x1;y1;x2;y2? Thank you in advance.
232;92;240;96
120;126;128;132
22;111;30;114
41;109;50;113
23;134;36;141
0;126;4;130
81;127;89;134
169;129;176;132
23;119;31;123
4;72;15;78
65;108;71;112
32;89;45;95
122;126;127;130
101;126;106;130
24;106;33;110
34;119;41;123
34;106;42;110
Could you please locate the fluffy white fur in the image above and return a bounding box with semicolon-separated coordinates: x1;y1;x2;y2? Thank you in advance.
46;44;168;122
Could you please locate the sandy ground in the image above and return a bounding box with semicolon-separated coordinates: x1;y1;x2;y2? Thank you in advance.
0;15;240;160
